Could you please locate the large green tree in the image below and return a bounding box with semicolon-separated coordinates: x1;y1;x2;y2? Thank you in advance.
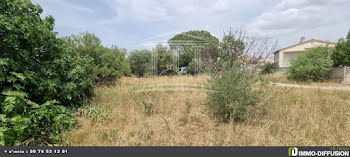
1;0;95;145
168;30;219;67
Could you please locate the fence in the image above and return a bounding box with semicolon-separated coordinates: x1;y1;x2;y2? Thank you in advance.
344;67;350;84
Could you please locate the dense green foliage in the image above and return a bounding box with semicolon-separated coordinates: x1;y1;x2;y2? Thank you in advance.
187;58;206;75
154;44;174;75
168;30;219;67
128;50;153;77
0;0;96;145
206;63;265;122
287;47;333;81
65;32;131;82
331;38;350;67
260;62;279;74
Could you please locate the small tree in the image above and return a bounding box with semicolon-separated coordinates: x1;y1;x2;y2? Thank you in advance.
206;27;276;122
154;44;174;75
216;27;277;72
260;62;279;74
187;58;207;75
331;37;350;67
64;32;130;82
288;47;333;81
128;50;152;77
206;62;266;122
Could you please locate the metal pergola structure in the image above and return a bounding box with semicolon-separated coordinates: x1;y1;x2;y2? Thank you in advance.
149;40;210;77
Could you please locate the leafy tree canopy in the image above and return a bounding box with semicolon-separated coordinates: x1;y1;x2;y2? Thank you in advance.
168;30;219;67
64;32;131;82
154;44;174;74
331;38;350;67
128;50;152;77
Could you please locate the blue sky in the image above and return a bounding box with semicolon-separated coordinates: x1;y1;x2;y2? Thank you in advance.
32;0;350;52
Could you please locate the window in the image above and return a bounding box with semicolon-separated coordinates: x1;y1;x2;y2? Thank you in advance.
288;54;298;61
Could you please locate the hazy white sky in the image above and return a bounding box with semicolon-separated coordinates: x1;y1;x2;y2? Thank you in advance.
32;0;350;51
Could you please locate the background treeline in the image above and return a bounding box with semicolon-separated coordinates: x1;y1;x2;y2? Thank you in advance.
128;30;219;77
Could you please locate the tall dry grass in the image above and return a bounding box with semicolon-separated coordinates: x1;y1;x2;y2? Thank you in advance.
263;73;345;87
61;75;350;146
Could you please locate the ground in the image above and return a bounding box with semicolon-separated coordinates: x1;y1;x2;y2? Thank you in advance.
263;73;345;87
61;75;350;146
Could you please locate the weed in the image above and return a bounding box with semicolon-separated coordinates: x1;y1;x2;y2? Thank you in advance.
142;101;156;116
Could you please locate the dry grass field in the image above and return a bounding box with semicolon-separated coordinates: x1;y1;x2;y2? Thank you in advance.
263;73;345;87
61;75;350;146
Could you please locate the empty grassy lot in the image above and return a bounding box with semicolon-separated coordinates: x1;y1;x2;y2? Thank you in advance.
61;75;350;146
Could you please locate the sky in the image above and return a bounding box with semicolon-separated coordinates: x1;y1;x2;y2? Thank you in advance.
32;0;350;52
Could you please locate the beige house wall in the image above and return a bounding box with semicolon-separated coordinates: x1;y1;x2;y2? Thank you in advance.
280;51;304;67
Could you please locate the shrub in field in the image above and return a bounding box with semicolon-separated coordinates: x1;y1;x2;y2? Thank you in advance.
287;47;333;82
95;46;131;81
128;50;153;77
64;32;131;82
331;38;350;67
187;58;207;75
154;44;174;75
205;63;265;122
260;62;279;74
0;0;95;145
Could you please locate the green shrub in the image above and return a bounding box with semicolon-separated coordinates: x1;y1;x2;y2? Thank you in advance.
0;0;95;145
205;62;266;122
142;101;156;116
95;46;131;81
64;32;131;82
154;44;174;75
287;47;333;82
187;58;207;75
31;49;96;107
128;50;153;77
260;62;279;74
0;96;75;146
